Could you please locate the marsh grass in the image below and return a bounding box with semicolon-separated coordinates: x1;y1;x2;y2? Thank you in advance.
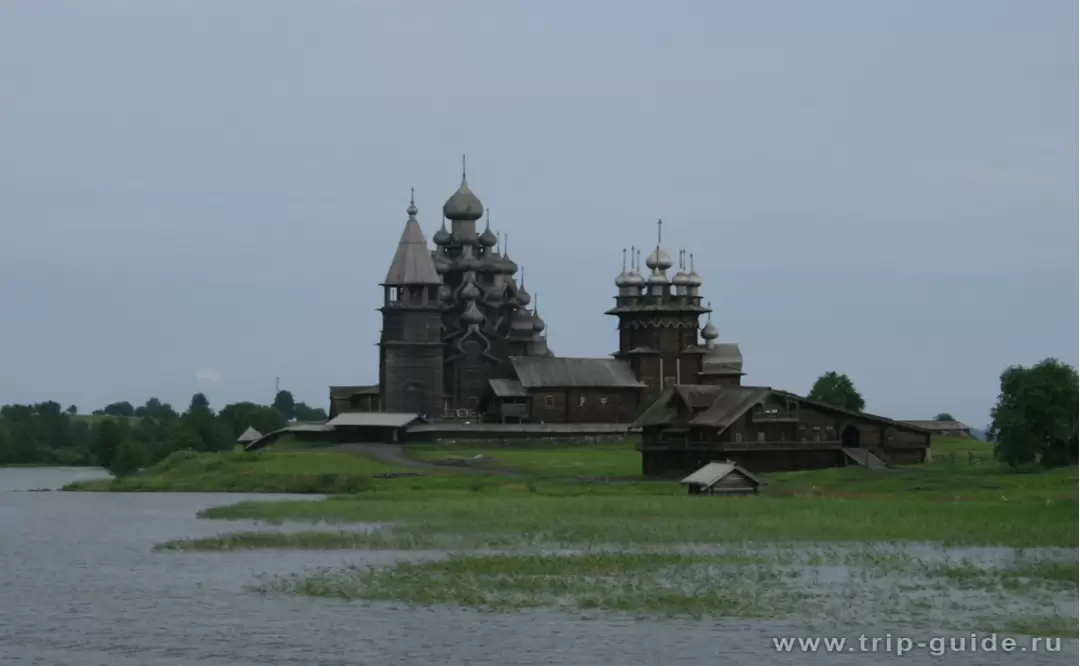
199;494;1077;548
251;552;801;618
248;547;1077;630
154;529;441;552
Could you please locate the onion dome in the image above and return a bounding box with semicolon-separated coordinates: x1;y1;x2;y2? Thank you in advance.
496;233;518;274
672;249;692;288
511;307;535;334
644;218;674;271
478;209;497;247
456;246;481;272
515;266;531;306
433;218;452;246
431;249;452;274
461;301;485;325
646;267;670;286
686;252;703;288
624;247;646;287
442;156;484;221
615;248;633;288
460;279;481;301
531;295;546;333
701;320;719;342
645;245;673;271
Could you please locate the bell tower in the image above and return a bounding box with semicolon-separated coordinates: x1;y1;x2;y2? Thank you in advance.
606;219;710;393
378;191;445;416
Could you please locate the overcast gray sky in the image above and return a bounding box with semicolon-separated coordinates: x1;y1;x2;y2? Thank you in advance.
1;1;1076;427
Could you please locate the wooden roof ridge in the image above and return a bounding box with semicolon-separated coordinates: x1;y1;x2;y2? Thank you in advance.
772;390;932;432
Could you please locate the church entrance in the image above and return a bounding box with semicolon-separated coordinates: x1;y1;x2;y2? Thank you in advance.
841;425;861;449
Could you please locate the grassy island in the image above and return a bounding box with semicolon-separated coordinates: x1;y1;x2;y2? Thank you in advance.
72;435;1077;634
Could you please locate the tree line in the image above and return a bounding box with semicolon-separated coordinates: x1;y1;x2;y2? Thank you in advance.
0;390;326;475
806;359;1078;470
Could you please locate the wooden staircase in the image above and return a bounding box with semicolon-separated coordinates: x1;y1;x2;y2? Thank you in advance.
843;447;888;470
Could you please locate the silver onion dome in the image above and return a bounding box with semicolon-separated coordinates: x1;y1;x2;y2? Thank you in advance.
460;279;481;301
701;320;719;341
433;218;452;246
686;252;703;288
478;209;497;247
442;156;484;221
461;301;485;325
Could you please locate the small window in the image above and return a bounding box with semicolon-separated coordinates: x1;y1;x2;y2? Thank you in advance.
664;375;676;388
544;395;554;408
578;395;586;407
757;431;766;443
734;432;743;443
599;396;608;406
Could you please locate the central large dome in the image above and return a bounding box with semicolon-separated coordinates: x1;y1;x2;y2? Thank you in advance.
442;179;484;221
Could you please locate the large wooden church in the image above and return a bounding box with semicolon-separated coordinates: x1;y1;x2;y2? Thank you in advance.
328;164;931;476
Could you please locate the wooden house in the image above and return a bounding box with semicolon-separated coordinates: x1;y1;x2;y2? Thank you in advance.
680;461;763;495
632;385;931;477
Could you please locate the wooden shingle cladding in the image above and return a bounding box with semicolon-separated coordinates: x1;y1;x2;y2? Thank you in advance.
481;357;647;423
328;385;381;418
633;386;932;476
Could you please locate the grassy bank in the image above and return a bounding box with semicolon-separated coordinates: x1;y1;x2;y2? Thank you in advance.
143;436;1078;630
197;492;1076;548
62;449;415;493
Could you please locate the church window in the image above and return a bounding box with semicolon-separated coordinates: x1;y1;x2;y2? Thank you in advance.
664;376;676;388
578;395;586;407
757;431;766;443
599;396;608;406
734;432;743;443
544;395;554;408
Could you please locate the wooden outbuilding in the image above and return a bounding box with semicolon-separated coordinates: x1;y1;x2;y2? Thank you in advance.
323;411;427;443
236;426;263;446
680;461;764;496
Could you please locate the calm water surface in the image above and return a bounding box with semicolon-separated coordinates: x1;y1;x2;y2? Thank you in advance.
0;468;1074;665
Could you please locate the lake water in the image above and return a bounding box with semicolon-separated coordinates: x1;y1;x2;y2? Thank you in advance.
0;467;1074;665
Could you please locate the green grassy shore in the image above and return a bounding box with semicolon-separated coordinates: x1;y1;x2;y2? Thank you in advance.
61;436;1078;632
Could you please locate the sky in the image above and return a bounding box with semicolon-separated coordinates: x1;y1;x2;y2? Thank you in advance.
0;1;1076;428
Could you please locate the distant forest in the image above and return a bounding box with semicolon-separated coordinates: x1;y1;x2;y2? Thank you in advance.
0;391;325;468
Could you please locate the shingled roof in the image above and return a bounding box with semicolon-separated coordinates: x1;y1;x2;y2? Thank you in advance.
510;356;646;389
383;216;441;286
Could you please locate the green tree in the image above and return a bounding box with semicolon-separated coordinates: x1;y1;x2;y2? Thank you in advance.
272;390;296;421
108;437;148;477
91;417;129;468
103;401;135;418
807;371;866;412
219;402;286;437
934;413;955;421
188;393;211;413
66;405;78;415
134;397;178;420
293;402;327;422
989;358;1079;470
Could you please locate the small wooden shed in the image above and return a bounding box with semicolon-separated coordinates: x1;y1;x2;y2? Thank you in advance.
236;426;263;446
680;461;764;496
